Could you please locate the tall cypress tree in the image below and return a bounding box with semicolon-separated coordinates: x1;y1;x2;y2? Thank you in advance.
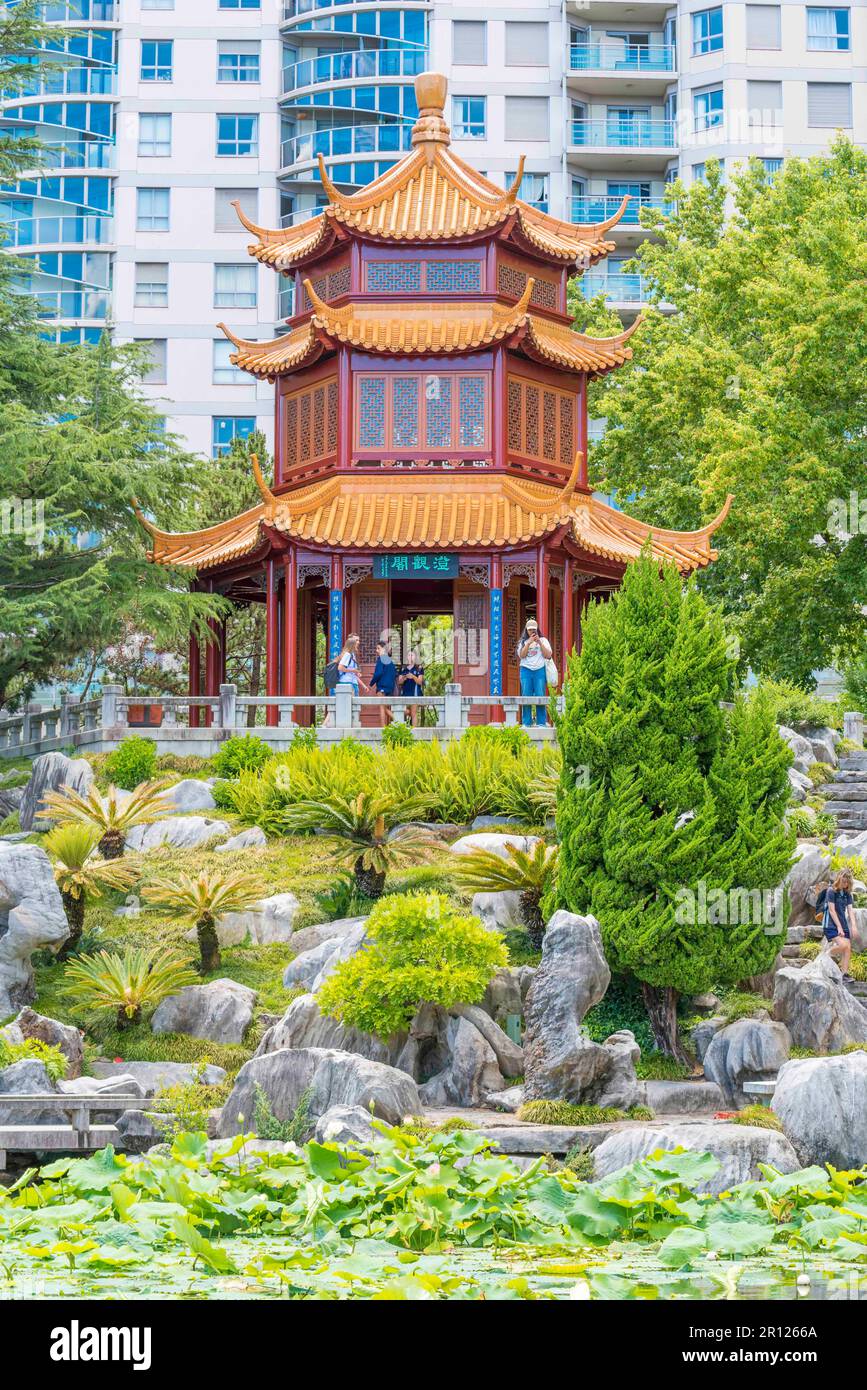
554;554;794;1059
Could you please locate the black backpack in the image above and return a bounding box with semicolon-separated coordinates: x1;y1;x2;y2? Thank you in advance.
814;886;829;923
323;659;340;691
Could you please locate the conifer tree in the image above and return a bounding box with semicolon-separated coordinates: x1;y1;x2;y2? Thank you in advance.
554;554;795;1059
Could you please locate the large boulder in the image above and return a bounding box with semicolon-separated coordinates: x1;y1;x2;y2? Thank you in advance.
786;843;832;927
217;1047;421;1137
702;1017;791;1107
203;891;301;947
126;816;230;853
802;726;838;768
480;965;531;1028
314;1104;380;1147
161;778;216;813
788;768;811;803
773;953;867;1052
471;890;524;934
691;1016;726;1064
309;920;369;992
285;915;366;958
256;992;399;1066
58;1073;145;1100
778;726;814;775
1;1007;84;1078
0;1057;57;1125
214;826;267;853
418;1015;504;1107
452;1003;523;1078
449;832;540;860
593;1122;800;1195
18;751;93;831
522;911;641;1108
150;978;257;1044
89;1059;227;1097
772;1052;867;1167
280;920;368;993
0;842;69;1015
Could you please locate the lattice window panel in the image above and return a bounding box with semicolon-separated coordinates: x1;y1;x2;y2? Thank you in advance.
508;375;577;469
506;594;520;666
299;393;311;461
312;385;326;458
507;380;523;453
285;396;298;468
497;261;558;310
559;396;575;467
526;385;540;457
393;376;419;449
301;263;351;311
543;390;557;462
552;591;563;667
455;593;486;640
425;376;452;449
326;380;338;453
427;260;482;293
358;593;387;656
283;376;339;470
366;260;422;294
459;375;485;449
358;376;386;449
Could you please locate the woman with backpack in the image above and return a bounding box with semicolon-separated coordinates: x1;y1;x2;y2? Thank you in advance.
322;633;369;726
823;867;857;978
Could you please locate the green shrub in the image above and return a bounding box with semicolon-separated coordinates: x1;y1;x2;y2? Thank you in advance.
560;1141;595;1180
211;734;273;779
829;848;866;879
719;992;774;1023
747;679;841;731
0;1036;68;1083
291;725;318;751
149;1065;231;1139
317;891;506;1038
211;779;236;810
103;735;158;791
582;975;656;1055
731;1105;782;1131
314;870;376;923
635;1053;693;1081
516;1100;627;1125
0;810;20;835
808;761;834;786
461;725;530;756
397;1115;477;1138
252;1082;314;1144
381;720;414;750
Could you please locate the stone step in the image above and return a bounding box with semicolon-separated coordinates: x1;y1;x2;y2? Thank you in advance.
780;944;803;959
840;755;867;771
819;785;867;801
826;770;867;784
643;1080;724;1115
822;807;867;826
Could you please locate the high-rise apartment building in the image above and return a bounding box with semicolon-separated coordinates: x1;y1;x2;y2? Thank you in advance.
2;0;864;456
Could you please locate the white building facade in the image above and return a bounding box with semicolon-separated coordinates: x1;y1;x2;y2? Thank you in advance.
2;0;864;456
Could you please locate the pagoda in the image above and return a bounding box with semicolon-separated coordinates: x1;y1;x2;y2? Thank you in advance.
139;72;731;723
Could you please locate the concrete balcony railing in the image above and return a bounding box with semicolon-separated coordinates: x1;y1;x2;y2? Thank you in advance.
569;42;675;72
570;119;677;149
3;214;114;248
281;121;413;171
571;194;674;224
282;45;427;98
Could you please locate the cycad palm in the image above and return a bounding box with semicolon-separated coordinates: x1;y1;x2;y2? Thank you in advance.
282;792;439;898
43;824;140;958
38;779;171;858
63;947;197;1030
453;840;558;948
143;870;265;972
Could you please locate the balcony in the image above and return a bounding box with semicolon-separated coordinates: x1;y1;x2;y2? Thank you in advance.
41;1;118;19
581;270;674;318
11;67;117;100
34;288;110;320
567;41;675;95
283;0;429;19
569;119;676;171
282;46;427;98
572;194;673;224
281;121;413;173
3;215;113;248
37;139;115;171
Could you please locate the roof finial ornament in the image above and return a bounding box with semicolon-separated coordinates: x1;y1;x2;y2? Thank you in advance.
501;156;526;207
251;453;278;520
316;154;350;209
411;72;450;163
130;497;158;538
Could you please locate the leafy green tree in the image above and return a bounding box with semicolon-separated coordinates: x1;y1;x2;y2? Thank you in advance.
553;555;795;1059
585;144;867;685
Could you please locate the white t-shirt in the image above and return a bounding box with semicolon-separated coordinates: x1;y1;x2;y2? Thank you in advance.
519;636;547;670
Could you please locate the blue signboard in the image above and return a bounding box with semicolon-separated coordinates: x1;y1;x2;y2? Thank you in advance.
373;553;458;580
329;588;343;659
489;587;503;696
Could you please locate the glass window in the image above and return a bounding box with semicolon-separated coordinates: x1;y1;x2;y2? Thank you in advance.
137;338;167;384
692;7;723;54
452;96;486;139
138;112;172;156
219;0;260;7
218;42;261;83
217;113;259;156
136;187;170;231
506;171;549;211
214;340;247;384
212;416;256;457
215;186;258;230
140;39;173;82
760;157;783;181
692;8;722;54
453;20;486;65
807;7;850;49
142;0;174;9
135;262;168;307
214;263;257;308
693;85;724;130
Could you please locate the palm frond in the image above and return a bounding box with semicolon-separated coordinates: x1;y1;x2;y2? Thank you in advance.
452;840;558;894
142;869;265;920
63;947;197;1018
37;779;172;834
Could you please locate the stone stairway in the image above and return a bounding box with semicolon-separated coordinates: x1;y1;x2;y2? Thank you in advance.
819;751;867;832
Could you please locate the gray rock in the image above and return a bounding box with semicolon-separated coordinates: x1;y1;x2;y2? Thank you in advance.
0;1058;57;1125
286;915;367;958
126;815;231;852
787;768;810;802
0;784;23;818
58;1073;145;1099
702;1017;791;1107
772;1052;867;1167
786;843;832;926
593;1122;800;1194
310;921;369;992
0;841;69;1015
217;1047;421;1137
691;1016;726;1063
19;751;94;831
150;978;257;1044
470;815;526;831
802;726;838;768
483;1084;525;1113
313;1104;380;1146
214;826;267;853
419;1015;504;1107
480;966;526;1026
773;952;867;1052
1;1007;83;1078
449;832;541;860
89;1059;227;1097
205;891;301;947
162;779;217;813
643;1079;724;1114
471;890;524;934
452;1003;523;1078
690;993;723;1014
778;725;815;775
837;829;867;856
256;992;399;1066
115;1109;167;1152
522;911;640;1108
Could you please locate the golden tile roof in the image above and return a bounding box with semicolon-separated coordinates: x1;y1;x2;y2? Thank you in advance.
138;463;732;576
220;280;642;381
234;73;628;271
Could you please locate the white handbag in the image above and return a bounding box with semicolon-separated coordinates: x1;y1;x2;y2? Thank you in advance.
545;658;559;687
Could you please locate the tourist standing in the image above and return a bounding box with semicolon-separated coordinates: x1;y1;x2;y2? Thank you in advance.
517;618;552;727
370;638;397;726
398;649;425;726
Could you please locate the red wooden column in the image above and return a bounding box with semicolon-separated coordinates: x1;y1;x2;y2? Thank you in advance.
219;618;228;686
536;543;549;640
265;558;279;726
563;556;575;677
576;583;591;654
203;616;220;728
188;628;201;729
282;549;297;714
